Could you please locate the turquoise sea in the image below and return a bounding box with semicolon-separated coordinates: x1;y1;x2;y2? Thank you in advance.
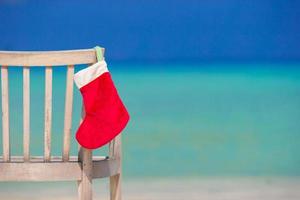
1;62;300;178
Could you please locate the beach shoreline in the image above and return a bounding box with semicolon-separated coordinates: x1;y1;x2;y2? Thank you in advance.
0;177;299;200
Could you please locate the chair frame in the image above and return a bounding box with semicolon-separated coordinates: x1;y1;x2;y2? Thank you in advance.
0;48;122;200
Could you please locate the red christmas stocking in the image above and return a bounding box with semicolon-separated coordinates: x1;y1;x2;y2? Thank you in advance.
74;59;130;149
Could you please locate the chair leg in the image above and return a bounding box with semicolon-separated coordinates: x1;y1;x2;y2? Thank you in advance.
78;147;93;200
77;180;82;200
109;135;122;200
110;173;122;200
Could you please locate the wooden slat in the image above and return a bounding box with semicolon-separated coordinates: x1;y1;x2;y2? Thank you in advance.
0;157;118;181
0;48;105;66
0;162;82;181
23;66;30;161
0;155;108;163
93;157;120;179
44;66;52;162
62;65;74;161
77;105;85;198
1;66;10;162
77;105;86;151
78;105;93;200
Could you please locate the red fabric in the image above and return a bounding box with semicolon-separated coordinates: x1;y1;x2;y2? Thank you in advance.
76;72;130;149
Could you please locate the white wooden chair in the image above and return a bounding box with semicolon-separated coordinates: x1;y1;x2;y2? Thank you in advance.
0;48;122;200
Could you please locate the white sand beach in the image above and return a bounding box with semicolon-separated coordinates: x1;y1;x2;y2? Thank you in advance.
0;177;299;200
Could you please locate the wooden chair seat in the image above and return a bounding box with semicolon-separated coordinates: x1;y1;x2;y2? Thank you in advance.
0;156;120;181
0;155;108;162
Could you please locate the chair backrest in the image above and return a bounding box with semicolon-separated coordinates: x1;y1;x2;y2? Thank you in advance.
0;48;104;162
